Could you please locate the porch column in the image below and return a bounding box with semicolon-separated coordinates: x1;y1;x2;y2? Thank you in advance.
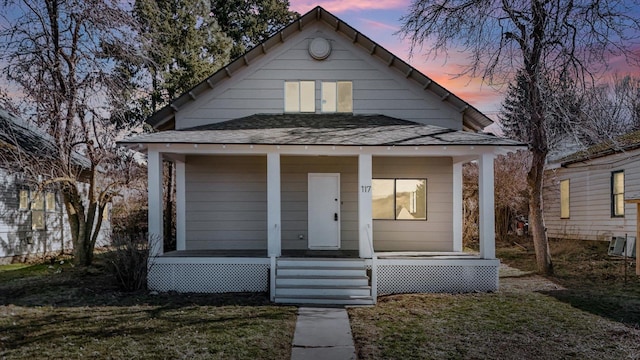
452;161;463;252
267;152;281;256
175;159;186;251
147;149;164;256
358;154;373;258
478;153;496;259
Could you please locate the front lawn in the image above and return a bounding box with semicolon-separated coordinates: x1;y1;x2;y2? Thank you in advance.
0;257;297;359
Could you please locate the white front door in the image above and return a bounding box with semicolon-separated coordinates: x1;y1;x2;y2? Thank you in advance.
308;173;340;249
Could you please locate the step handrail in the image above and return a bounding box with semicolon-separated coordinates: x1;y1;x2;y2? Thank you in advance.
367;223;378;303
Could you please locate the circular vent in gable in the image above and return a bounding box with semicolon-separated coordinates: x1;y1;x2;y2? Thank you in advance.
308;37;331;60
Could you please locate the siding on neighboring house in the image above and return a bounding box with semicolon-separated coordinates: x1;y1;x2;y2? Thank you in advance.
0;167;70;262
543;149;640;241
176;23;462;130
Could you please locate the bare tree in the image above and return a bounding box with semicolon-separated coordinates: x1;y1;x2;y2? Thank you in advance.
401;0;640;274
0;0;142;266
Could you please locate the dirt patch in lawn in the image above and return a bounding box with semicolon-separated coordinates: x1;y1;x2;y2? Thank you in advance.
0;255;297;359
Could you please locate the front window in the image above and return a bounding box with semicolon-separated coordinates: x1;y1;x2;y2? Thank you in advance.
612;170;624;217
372;179;427;220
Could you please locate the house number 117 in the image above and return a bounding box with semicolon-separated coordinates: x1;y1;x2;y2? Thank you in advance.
361;185;371;193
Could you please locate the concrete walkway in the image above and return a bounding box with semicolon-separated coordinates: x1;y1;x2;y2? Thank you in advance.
290;307;357;360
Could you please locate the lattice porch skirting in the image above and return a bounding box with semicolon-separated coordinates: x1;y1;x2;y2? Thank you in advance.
148;257;498;295
374;259;500;294
148;257;269;293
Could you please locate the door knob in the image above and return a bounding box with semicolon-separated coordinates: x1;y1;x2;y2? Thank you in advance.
334;213;338;221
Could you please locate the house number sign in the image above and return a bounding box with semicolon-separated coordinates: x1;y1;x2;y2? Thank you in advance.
361;185;371;193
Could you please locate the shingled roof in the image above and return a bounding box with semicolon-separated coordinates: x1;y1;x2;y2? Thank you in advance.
120;114;522;147
557;130;640;166
147;6;493;133
0;108;89;169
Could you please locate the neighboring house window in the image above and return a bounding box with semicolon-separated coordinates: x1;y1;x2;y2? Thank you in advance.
612;170;625;217
46;192;57;212
31;192;45;230
19;189;29;210
321;81;353;113
285;81;315;112
372;179;427;220
560;179;570;219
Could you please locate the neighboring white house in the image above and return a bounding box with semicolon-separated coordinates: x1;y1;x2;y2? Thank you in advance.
0;108;111;263
119;6;524;305
544;132;640;251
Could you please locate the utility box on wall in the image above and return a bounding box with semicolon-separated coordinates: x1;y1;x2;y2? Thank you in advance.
608;236;636;258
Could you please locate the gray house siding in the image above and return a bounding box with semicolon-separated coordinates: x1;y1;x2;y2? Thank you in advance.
185;155;268;250
176;23;462;130
544;150;639;241
183;154;454;252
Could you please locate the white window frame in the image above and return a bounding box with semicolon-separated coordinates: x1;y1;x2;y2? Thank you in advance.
285;80;315;113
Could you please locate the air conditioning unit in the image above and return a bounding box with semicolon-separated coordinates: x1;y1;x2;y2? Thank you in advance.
609;236;636;258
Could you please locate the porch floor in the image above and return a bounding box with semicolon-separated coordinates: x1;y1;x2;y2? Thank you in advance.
160;249;480;259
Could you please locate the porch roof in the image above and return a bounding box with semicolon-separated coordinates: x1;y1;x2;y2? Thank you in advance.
120;114;524;148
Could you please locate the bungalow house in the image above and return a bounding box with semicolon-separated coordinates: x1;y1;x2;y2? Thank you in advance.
544;131;640;256
119;6;524;305
0;108;111;263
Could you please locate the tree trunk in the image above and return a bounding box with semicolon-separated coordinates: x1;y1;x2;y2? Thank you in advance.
528;148;553;275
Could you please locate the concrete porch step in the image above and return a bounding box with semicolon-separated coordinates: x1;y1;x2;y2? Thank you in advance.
276;284;371;297
274;294;375;306
277;267;367;277
276;275;369;287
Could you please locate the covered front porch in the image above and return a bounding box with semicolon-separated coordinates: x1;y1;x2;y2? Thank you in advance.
145;146;501;304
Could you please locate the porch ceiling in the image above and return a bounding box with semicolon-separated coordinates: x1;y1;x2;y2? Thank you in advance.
120;114;524;148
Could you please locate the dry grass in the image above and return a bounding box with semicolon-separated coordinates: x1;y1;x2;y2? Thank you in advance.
0;255;297;360
349;238;640;360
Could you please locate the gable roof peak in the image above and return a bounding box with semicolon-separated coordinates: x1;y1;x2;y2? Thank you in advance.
147;6;493;133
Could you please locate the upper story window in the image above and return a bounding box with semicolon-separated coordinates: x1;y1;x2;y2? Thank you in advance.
284;81;353;113
322;81;352;113
611;170;625;217
285;81;315;113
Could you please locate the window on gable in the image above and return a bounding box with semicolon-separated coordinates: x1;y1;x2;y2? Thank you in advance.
372;179;427;220
285;81;315;112
560;179;569;219
612;170;625;217
31;192;45;230
321;81;352;113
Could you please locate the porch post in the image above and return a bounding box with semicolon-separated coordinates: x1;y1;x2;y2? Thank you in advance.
358;154;373;258
478;153;496;259
147;148;164;256
267;152;281;257
175;159;186;251
452;161;463;252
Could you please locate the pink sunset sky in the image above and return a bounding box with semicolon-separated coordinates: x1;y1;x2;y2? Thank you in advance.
289;0;640;123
